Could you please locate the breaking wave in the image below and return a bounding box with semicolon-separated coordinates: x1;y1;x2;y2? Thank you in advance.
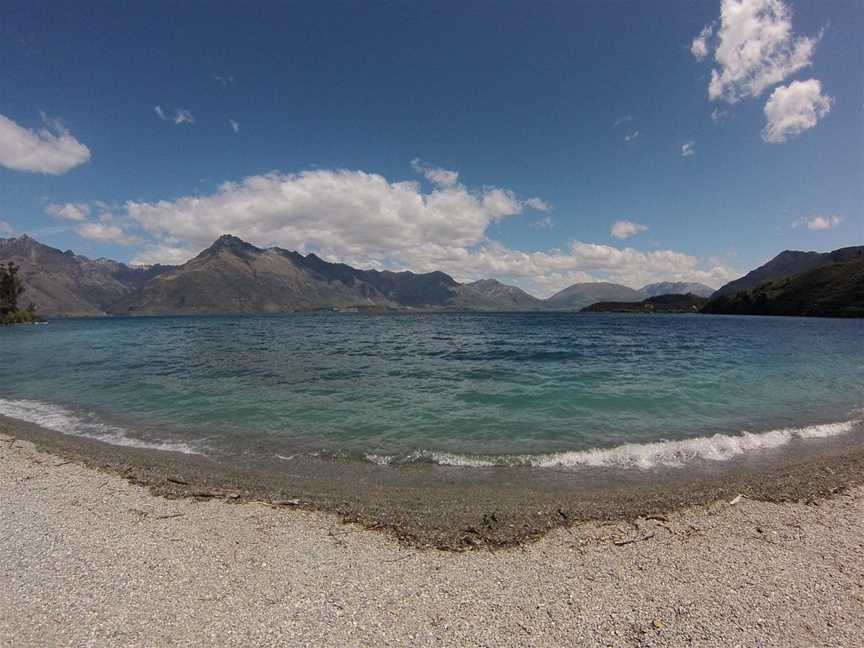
0;398;201;455
365;419;861;470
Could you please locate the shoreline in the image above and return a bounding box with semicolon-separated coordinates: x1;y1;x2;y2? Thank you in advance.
3;428;863;645
3;414;863;550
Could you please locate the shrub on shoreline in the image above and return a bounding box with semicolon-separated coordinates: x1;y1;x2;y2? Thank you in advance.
2;309;44;325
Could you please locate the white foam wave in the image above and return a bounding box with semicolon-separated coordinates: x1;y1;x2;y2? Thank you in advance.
365;420;861;470
0;398;200;455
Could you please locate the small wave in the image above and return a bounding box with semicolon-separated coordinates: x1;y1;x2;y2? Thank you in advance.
0;398;201;455
364;419;861;470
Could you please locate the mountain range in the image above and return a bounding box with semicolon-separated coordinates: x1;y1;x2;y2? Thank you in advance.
702;247;864;318
2;234;860;317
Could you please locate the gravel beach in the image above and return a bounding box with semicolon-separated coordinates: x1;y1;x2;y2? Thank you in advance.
2;432;863;647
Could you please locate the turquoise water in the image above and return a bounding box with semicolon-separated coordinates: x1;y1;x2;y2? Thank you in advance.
1;313;862;469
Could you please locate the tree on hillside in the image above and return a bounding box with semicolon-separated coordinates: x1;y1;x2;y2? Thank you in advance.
0;261;25;317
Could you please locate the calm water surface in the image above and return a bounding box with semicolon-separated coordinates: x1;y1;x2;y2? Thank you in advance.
1;313;862;469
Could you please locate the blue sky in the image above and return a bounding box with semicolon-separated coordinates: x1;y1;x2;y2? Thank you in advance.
0;0;861;295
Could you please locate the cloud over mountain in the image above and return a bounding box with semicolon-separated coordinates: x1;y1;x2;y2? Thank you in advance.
118;164;734;295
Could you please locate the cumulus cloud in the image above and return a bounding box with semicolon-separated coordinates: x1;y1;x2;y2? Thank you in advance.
411;158;459;188
229;119;240;133
0;221;12;236
0;112;91;175
131;243;197;266
761;79;832;143
624;130;640;142
155;106;167;120
118;164;734;295
680;141;696;157
696;0;819;104
74;222;140;246
691;24;714;60
45;202;91;221
611;220;648;240
792;214;841;231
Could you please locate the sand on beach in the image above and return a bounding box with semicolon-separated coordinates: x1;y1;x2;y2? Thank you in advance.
2;433;863;647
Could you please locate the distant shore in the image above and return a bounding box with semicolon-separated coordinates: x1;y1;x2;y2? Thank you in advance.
2;415;863;550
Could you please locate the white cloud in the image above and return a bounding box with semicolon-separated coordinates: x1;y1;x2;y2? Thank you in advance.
793;214;841;231
74;222;140;246
0;221;12;236
700;0;819;104
229;119;240;133
156;106;195;125
214;74;234;86
680;141;696;157
410;158;459;188
624;130;640;142
45;202;91;221
173;109;195;125
524;197;550;211
0;112;91;175
118;164;734;295
691;23;714;61
610;220;648;240
132;243;198;266
761;79;832;143
612;115;632;128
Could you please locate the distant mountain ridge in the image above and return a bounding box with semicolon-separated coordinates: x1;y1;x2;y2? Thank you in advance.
0;235;173;316
713;246;864;297
545;282;645;310
1;233;734;317
703;256;864;318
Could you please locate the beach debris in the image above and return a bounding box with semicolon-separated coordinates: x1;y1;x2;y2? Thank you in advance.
653;617;665;630
645;514;668;522
613;531;656;546
53;460;71;467
272;498;300;507
166;477;189;486
730;494;745;506
156;513;185;520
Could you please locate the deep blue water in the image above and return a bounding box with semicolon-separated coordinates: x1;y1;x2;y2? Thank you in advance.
1;313;862;469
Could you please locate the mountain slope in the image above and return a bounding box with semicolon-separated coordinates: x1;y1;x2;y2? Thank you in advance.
545;282;645;310
640;281;715;298
461;279;545;310
109;235;539;315
0;235;171;316
702;259;864;318
714;246;864;297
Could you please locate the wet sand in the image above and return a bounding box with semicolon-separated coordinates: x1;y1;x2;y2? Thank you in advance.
2;415;863;549
2;428;863;646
